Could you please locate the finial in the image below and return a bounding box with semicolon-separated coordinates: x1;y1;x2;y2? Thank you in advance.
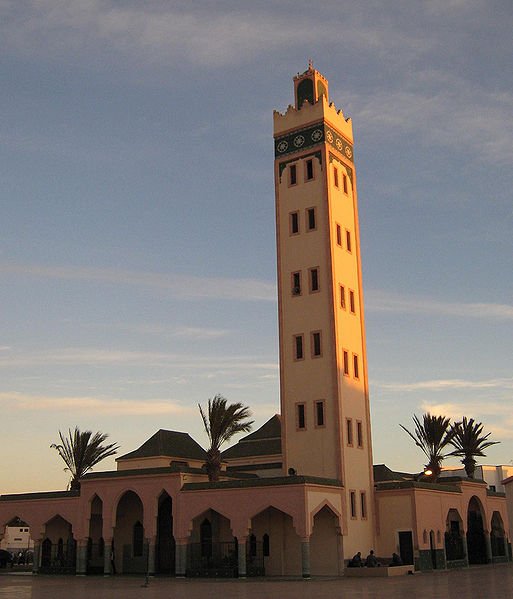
308;58;314;70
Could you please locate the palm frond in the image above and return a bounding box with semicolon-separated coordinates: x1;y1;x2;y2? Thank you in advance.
51;427;119;489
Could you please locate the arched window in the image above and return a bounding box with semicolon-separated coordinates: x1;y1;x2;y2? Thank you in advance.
98;537;105;558
133;521;144;557
297;79;314;108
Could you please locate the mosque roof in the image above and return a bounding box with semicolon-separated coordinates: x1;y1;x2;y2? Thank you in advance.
222;415;282;459
117;429;207;462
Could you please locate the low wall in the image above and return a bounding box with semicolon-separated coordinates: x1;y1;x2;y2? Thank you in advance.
345;565;414;577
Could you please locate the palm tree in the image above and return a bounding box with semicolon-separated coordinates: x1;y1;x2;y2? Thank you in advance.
51;427;119;490
199;395;254;482
400;413;454;480
448;417;499;478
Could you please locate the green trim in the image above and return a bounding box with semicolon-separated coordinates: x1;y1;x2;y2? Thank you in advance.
82;465;257;481
182;475;342;491
416;549;445;571
1;490;79;502
446;558;467;569
487;490;506;497
274;122;353;163
375;481;462;493
226;462;282;472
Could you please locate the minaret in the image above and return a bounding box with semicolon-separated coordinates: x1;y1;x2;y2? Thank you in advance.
274;64;375;551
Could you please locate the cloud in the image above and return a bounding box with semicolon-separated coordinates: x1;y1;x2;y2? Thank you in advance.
0;346;279;372
0;391;194;416
112;323;231;340
0;261;276;302
377;377;513;392
420;400;513;439
345;71;513;164
0;1;436;69
366;289;513;321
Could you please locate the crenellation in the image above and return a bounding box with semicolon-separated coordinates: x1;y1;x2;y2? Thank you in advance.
274;94;353;141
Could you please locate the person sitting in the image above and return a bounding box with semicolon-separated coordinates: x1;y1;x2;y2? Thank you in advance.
365;549;379;567
348;551;363;567
390;552;403;566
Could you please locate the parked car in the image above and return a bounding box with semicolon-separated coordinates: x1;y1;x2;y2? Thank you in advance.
0;550;13;568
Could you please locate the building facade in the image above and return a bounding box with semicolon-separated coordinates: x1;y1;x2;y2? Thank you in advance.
0;66;510;578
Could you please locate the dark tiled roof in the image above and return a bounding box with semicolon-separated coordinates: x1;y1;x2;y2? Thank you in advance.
240;415;281;441
0;490;79;502
117;430;207;462
222;415;282;459
373;464;413;483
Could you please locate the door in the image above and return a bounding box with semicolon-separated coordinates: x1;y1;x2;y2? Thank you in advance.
398;531;414;565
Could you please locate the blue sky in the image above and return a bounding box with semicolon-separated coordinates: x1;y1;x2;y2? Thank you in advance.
1;0;512;493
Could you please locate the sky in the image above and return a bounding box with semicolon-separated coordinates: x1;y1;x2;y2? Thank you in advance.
1;0;512;493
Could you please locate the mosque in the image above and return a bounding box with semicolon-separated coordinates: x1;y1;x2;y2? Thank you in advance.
0;66;510;577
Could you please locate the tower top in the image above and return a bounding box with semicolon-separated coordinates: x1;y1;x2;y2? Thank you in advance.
293;62;329;110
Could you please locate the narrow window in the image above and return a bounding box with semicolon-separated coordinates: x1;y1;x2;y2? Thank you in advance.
353;354;360;380
309;267;319;292
340;285;346;310
305;159;314;181
297;403;306;429
333;166;339;188
315;400;325;427
343;350;349;376
294;335;304;360
263;534;270;557
360;492;367;519
350;491;357;519
349;290;356;314
200;519;212;558
343;174;348;194
346;418;353;446
289;164;297;186
336;224;342;246
346;229;352;252
290;211;299;235
311;331;322;357
292;271;301;296
307;207;316;231
249;534;257;557
357;421;363;448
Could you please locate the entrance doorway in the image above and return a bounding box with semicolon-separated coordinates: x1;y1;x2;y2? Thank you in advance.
398;531;414;565
467;497;486;564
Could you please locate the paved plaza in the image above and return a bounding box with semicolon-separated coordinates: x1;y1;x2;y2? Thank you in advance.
1;565;512;599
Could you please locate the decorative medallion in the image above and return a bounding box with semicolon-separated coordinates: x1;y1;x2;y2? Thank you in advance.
311;129;323;142
293;135;305;147
277;140;289;153
274;123;353;163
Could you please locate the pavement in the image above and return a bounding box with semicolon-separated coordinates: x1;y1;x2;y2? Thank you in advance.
0;564;512;599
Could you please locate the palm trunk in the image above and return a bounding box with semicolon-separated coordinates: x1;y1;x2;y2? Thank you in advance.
206;448;221;482
463;456;476;478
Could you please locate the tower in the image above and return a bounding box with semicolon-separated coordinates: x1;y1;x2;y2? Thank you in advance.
274;65;375;550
